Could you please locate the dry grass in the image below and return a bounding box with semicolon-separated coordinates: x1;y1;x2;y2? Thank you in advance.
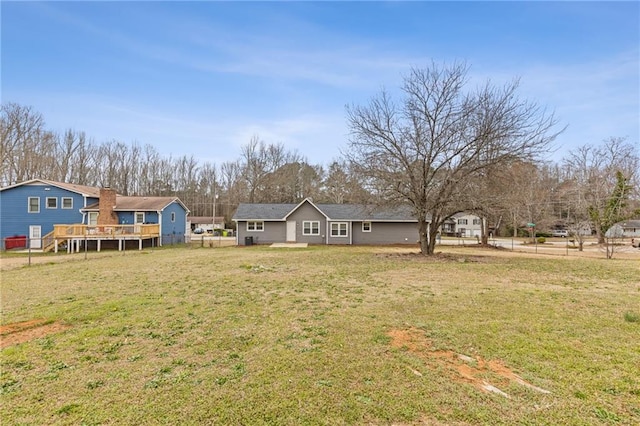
1;245;639;425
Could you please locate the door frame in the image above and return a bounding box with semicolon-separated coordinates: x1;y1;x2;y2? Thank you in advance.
29;225;42;249
286;220;296;242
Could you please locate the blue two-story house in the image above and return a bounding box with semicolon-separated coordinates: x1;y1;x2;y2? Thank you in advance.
0;179;189;251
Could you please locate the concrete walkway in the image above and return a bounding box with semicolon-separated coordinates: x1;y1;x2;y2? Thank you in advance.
269;243;308;248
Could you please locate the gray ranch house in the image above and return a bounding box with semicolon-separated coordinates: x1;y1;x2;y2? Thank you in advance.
232;198;420;245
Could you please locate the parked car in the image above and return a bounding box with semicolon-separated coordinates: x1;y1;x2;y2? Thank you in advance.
193;228;205;234
551;229;569;238
632;238;640;248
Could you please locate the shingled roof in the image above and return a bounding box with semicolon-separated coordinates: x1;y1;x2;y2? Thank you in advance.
83;196;188;212
233;199;416;222
0;178;103;197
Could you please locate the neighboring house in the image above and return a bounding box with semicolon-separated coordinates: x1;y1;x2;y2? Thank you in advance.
605;219;640;238
189;216;225;233
0;179;101;249
81;192;190;246
440;217;457;236
450;212;483;238
232;198;420;245
0;179;189;250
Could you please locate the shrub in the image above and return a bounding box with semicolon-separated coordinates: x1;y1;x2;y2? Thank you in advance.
624;311;639;323
537;237;546;244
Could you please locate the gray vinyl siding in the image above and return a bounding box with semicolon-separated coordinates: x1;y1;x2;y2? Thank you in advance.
286;202;326;244
327;221;351;245
236;221;285;245
232;199;424;246
352;221;419;245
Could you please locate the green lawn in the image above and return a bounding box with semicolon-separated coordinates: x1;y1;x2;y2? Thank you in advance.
1;246;639;425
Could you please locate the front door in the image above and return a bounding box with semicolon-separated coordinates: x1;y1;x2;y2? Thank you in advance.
286;220;296;242
29;225;42;249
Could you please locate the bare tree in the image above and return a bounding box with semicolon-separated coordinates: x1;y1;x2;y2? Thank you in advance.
66;131;98;186
322;160;370;204
563;137;639;243
0;103;58;185
601;171;637;258
239;136;304;203
261;161;323;203
345;63;562;255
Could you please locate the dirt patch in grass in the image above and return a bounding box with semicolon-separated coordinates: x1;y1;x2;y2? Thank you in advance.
0;319;70;349
388;327;551;398
375;251;496;263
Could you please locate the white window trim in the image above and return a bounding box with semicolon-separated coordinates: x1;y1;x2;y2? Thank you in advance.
28;197;40;213
458;219;468;225
61;197;73;209
135;212;145;224
302;221;320;236
362;221;372;232
247;221;264;232
46;197;58;209
331;222;348;237
88;212;99;226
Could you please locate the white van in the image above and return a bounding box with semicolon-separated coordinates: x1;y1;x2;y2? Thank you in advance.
552;229;569;238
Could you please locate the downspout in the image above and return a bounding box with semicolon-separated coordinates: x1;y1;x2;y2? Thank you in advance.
81;195;87;224
158;210;163;246
350;221;353;245
325;220;329;245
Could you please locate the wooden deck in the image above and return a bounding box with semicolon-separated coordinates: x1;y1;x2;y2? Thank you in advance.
51;224;161;252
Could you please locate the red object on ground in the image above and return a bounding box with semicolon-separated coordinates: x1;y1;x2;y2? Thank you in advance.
4;235;27;250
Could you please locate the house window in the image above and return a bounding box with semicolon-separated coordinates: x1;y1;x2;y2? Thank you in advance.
88;212;98;226
28;197;40;213
457;219;468;225
135;212;145;224
247;221;264;231
473;219;481;225
171;212;176;222
303;221;320;235
62;197;73;209
362;221;372;232
331;222;348;237
46;197;57;209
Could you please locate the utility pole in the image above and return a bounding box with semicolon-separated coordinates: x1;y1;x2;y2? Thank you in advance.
212;185;216;237
212;185;219;244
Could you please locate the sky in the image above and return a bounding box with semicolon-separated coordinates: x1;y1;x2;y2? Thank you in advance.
2;1;639;167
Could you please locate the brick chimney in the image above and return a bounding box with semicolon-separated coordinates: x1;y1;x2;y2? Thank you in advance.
98;188;118;225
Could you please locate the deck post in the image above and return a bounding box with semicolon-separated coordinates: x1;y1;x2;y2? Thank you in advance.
54;239;58;253
139;238;142;250
97;239;101;252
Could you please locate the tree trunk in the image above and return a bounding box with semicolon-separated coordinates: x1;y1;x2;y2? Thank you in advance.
418;220;436;255
480;216;489;245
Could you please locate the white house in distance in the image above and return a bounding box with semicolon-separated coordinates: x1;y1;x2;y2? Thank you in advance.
605;219;640;238
450;212;483;237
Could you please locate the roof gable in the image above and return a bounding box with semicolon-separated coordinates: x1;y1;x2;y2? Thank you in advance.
283;199;328;220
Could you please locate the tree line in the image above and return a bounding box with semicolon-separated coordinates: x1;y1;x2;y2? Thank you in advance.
2;63;638;254
0;102;369;221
